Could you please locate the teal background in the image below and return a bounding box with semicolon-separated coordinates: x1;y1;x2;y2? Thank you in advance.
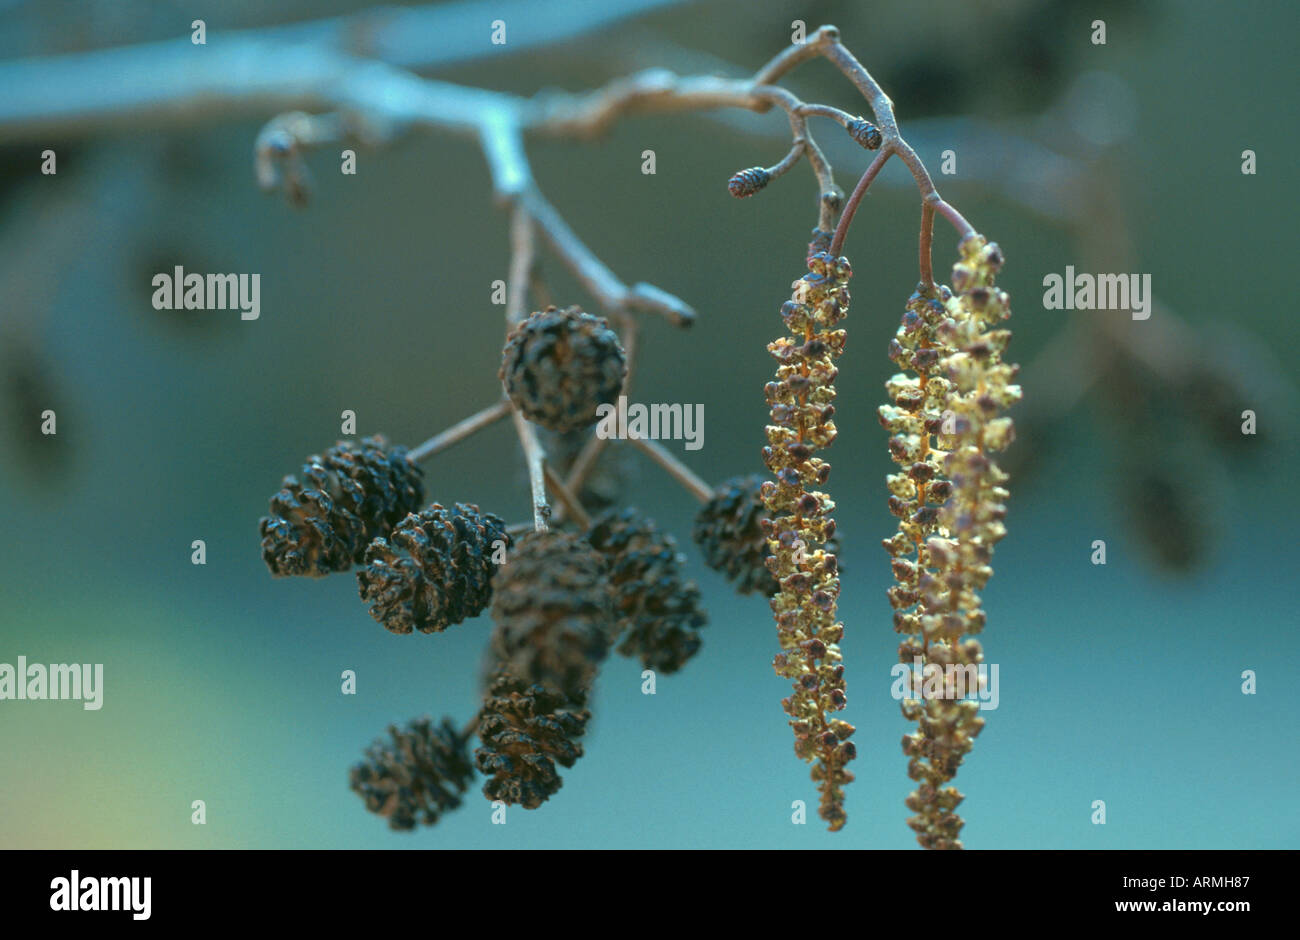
0;0;1296;848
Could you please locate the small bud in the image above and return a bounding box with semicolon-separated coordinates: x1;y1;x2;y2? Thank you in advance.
908;461;935;482
830;719;855;740
802;338;828;358
728;166;771;198
928;480;953;501
847;118;883;150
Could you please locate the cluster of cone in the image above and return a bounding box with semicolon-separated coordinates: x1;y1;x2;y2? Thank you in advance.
258;303;732;827
259;299;841;831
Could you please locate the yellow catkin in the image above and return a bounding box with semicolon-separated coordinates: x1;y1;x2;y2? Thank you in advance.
880;233;1021;849
762;250;857;831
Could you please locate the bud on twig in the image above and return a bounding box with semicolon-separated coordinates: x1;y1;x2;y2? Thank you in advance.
727;166;771;198
847;118;883;150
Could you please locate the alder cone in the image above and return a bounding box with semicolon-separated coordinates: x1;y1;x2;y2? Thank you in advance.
694;475;778;595
358;503;510;635
499;306;626;433
475;669;589;809
349;716;474;831
586;508;707;674
260;435;425;577
488;530;614;698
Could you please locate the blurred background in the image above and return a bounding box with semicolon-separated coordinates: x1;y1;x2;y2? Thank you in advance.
0;0;1296;849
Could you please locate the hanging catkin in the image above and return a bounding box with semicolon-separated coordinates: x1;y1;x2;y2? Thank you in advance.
761;250;857;831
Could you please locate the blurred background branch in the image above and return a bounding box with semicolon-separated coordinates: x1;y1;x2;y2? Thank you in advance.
0;0;1295;573
0;0;692;140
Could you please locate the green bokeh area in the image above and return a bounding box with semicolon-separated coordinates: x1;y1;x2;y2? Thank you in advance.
1;0;1296;848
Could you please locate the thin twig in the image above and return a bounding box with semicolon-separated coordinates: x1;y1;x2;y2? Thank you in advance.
753;85;841;228
931;196;975;237
408;399;511;463
751;28;834;87
505;204;535;327
530;71;764;137
501;202;549;531
563;434;610;499
795;103;859;127
624;436;712;504
789;31;977;274
918;196;977;289
543;463;592;530
512;407;550;532
919;200;936;289
528;263;554;310
0;0;689;141
518;186;696;327
830;147;893;256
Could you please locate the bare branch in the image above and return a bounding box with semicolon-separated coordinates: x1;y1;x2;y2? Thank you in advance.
562;434;611;501
830;147;893;257
0;0;691;141
512;407;550;532
505;204;536;328
408;400;511;463
519;186;696;327
624;436;712;504
543;463;592;531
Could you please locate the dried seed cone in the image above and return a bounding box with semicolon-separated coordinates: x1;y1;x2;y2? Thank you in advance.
358;503;510;635
586;508;707;674
499;306;626;433
476;669;590;809
259;435;425;577
694;475;778;596
349;716;474;831
488;530;614;698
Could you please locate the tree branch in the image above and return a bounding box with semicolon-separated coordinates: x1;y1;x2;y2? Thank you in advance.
0;0;691;141
408;400;512;463
624;436;712;504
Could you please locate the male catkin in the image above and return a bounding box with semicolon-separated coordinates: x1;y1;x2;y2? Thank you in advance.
761;250;857;831
880;234;1020;849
